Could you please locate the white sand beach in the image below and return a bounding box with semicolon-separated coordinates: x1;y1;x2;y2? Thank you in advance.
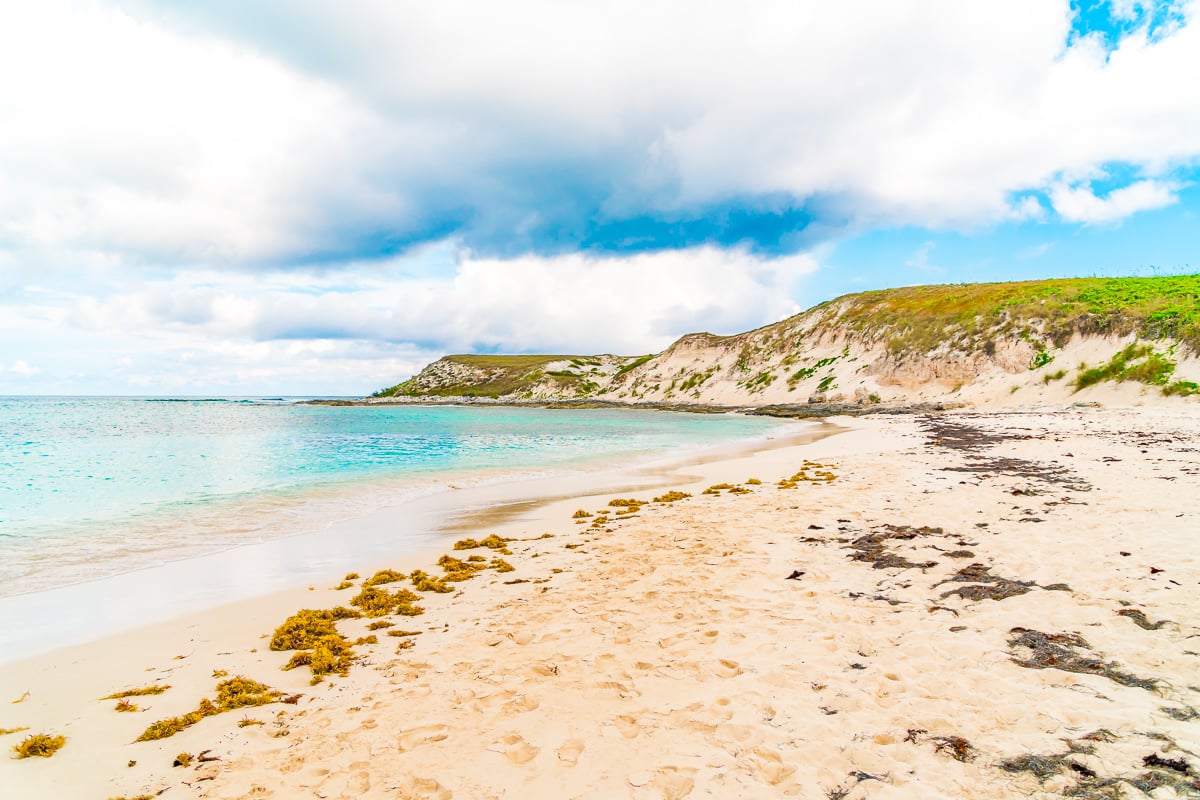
2;406;1198;799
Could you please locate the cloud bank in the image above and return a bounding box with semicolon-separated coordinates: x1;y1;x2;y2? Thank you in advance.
0;1;1197;393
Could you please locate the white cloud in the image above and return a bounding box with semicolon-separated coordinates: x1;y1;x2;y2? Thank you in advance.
1;0;1198;267
1049;179;1180;223
65;246;815;354
3;246;816;393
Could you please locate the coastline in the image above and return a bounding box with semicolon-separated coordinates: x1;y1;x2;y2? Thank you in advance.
2;405;1198;799
0;415;818;664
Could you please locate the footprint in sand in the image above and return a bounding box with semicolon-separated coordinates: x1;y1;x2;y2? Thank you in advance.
629;766;697;800
394;776;453;800
501;693;540;714
492;733;539;764
397;723;450;751
714;659;743;678
557;738;585;766
613;714;643;738
745;747;796;786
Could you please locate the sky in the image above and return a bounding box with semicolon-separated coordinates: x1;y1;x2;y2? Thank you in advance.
1;0;1197;395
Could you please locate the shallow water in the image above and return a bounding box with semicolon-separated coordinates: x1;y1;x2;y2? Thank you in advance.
0;398;782;596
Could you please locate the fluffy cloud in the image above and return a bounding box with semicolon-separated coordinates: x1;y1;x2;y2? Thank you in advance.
1;245;814;392
1050;179;1180;223
65;246;815;354
1;0;1197;269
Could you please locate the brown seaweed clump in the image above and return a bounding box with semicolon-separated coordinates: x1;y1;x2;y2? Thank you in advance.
937;563;1035;602
137;677;281;741
13;733;65;758
103;684;171;700
845;525;940;571
1116;609;1171;631
363;569;406;587
653;491;691;503
1007;628;1160;691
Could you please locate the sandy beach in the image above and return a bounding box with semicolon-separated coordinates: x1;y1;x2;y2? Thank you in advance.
2;405;1198;799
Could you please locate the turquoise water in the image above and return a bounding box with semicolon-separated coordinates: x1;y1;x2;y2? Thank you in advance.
0;398;782;595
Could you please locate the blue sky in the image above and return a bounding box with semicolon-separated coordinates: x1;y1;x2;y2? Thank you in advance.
0;0;1197;394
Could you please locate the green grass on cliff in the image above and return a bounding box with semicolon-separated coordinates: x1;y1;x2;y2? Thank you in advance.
822;275;1200;355
375;354;585;398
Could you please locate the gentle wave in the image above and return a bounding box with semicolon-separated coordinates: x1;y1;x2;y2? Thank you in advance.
0;399;782;596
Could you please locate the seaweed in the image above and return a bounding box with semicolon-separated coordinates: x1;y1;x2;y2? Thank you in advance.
932;735;974;762
653;490;691;503
137;677;282;741
363;569;406;587
13;733;65;758
103;684;171;700
1007;628;1160;691
937;563;1035;602
844;524;940;570
410;569;454;593
271;609;355;649
1116;609;1171;630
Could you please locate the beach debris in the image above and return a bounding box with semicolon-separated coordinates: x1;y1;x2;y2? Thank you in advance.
0;726;30;736
238;717;265;727
114;698;139;713
999;732;1200;797
103;684;171;701
453;534;513;554
844;524;940;571
1144;753;1192;774
12;732;65;758
571;508;592;518
410;570;454;593
932;735;974;762
702;484;734;494
1161;705;1200;721
826;769;888;799
653;490;691;503
936;563;1034;602
270;607;370;683
344;572;360;580
1116;608;1171;630
173;752;193;767
137;677;282;741
10;691;30;704
363;569;407;587
1007;628;1160;691
333;581;354;590
785;570;805;580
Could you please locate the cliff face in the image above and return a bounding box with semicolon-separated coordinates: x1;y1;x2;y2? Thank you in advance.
375;277;1200;408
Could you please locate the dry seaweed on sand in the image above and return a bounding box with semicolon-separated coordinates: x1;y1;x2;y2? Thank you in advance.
13;732;65;758
936;562;1035;601
1007;628;1161;691
844;524;940;570
103;684;171;700
137;677;282;741
1116;608;1171;631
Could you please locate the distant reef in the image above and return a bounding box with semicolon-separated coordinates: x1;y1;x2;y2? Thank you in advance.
365;276;1200;411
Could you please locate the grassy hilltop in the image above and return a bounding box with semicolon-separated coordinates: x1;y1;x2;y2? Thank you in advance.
375;276;1200;406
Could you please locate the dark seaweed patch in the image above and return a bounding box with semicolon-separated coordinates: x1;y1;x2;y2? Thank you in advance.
844;525;940;571
1007;628;1160;691
1116;609;1171;631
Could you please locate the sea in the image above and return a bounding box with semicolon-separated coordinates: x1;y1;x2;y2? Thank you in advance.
0;397;785;601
